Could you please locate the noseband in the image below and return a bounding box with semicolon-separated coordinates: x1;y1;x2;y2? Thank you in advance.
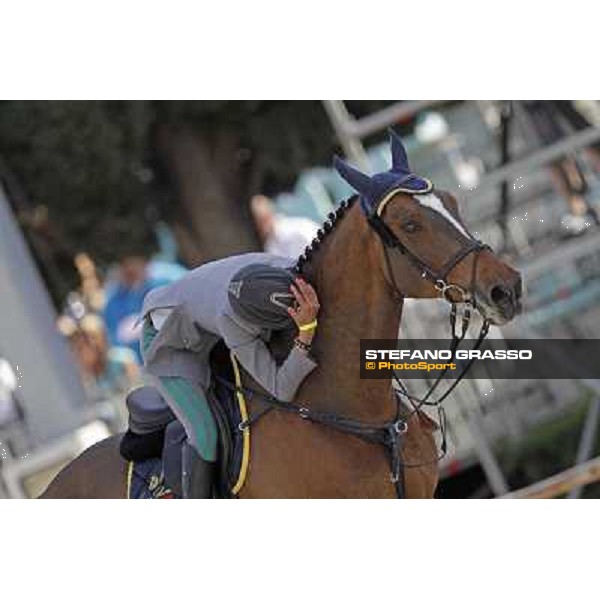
366;188;491;305
365;188;493;391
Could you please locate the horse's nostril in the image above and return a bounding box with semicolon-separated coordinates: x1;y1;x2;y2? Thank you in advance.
515;276;523;299
490;285;511;306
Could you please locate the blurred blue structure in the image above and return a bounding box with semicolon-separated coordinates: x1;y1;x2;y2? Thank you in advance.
148;260;187;282
153;221;181;264
103;221;187;362
272;132;442;222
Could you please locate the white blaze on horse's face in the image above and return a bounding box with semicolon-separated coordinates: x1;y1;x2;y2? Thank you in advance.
412;193;473;240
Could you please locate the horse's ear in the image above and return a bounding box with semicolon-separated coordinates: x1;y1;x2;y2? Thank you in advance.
389;128;411;175
333;155;372;196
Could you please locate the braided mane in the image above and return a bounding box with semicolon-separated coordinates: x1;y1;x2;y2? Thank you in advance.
293;195;359;275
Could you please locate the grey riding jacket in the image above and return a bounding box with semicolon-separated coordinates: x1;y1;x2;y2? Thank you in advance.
141;252;317;402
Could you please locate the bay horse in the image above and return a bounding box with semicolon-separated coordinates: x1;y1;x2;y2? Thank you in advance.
41;135;521;498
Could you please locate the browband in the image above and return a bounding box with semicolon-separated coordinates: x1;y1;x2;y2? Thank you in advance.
375;179;434;217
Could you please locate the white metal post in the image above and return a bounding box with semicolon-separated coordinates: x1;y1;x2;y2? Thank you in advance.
0;184;87;444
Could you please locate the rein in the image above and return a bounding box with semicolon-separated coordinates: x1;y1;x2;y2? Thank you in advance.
373;193;492;482
378;212;492;416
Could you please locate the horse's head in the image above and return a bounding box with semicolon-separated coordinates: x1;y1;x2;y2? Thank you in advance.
368;186;522;324
335;130;522;325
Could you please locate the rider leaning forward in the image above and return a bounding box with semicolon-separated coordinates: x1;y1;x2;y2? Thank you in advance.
140;253;320;498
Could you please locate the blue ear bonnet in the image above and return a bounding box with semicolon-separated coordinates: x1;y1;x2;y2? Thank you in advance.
333;129;433;214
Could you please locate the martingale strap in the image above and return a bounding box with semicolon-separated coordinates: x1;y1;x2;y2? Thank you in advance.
214;374;410;497
215;307;489;498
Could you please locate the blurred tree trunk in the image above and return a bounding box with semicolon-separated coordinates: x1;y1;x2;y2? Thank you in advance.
0;158;77;308
154;124;260;266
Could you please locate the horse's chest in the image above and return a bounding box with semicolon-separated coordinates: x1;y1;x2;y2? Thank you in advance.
241;412;397;499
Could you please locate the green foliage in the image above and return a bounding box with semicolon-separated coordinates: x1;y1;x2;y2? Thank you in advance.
499;391;600;496
0;101;154;261
0;100;389;269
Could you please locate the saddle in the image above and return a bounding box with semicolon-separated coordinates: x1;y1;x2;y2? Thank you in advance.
120;341;251;499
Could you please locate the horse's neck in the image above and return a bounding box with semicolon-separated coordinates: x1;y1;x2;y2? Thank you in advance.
301;204;403;422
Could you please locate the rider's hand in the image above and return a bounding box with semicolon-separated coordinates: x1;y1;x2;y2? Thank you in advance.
288;278;320;332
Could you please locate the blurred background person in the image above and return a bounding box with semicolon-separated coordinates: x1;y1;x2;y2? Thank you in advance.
58;314;140;398
74;252;105;315
520;100;600;236
250;194;319;259
102;252;175;362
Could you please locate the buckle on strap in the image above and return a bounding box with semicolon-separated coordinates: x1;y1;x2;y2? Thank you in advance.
392;419;408;435
434;280;471;303
388;421;407;484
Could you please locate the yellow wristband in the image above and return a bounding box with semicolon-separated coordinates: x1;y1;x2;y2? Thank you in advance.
298;319;318;332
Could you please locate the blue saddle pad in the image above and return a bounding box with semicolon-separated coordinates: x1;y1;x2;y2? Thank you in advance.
122;346;251;498
127;458;176;499
212;380;245;484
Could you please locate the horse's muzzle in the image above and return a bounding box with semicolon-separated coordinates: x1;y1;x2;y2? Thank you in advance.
486;273;523;322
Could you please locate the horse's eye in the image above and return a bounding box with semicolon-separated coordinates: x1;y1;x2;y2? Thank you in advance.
402;221;421;234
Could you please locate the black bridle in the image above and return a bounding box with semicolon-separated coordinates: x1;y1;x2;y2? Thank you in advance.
220;192;492;498
366;190;492;490
366;188;492;307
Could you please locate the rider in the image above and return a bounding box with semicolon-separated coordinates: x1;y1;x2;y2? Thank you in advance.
140;252;320;498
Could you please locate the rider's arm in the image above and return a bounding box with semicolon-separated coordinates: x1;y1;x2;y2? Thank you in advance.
229;337;317;403
223;276;320;403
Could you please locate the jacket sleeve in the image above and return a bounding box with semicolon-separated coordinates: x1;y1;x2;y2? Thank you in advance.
229;338;317;403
